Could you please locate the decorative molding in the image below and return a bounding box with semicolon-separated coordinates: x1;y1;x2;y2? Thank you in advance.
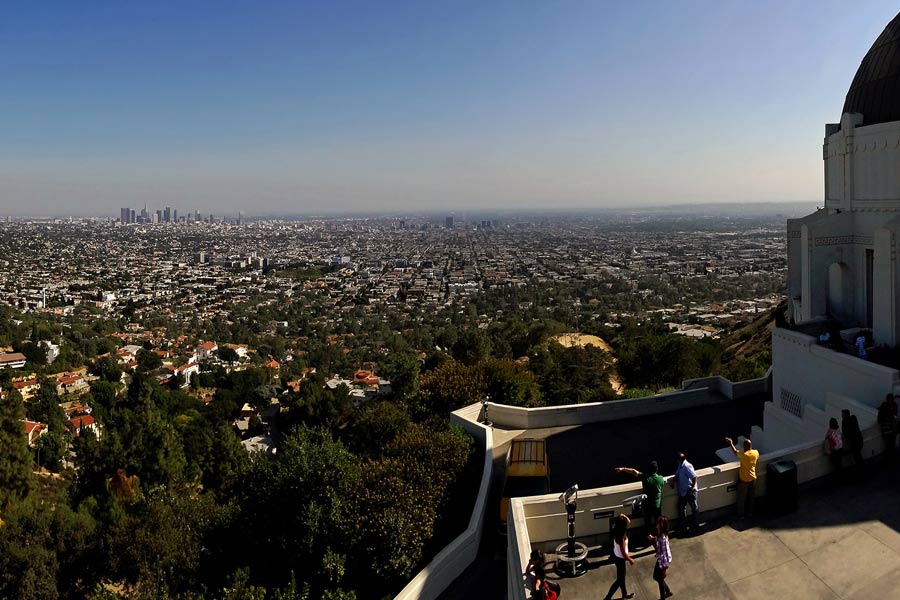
814;234;873;246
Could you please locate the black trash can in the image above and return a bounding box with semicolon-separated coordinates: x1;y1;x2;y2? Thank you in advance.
766;460;798;515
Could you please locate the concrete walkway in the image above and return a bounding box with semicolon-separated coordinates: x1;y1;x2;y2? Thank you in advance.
548;463;900;599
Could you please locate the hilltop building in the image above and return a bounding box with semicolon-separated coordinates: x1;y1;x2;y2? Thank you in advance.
763;11;900;452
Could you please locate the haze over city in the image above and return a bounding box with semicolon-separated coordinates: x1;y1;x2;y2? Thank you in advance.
2;0;898;216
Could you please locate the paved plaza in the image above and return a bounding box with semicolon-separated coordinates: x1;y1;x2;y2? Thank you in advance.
547;462;900;600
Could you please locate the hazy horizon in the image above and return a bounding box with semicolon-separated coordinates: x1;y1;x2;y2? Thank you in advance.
1;200;820;220
2;1;896;215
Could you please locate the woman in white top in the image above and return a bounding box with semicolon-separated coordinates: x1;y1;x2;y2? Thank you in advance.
603;513;635;600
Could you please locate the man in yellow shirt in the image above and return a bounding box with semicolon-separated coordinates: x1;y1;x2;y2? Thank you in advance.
726;436;759;519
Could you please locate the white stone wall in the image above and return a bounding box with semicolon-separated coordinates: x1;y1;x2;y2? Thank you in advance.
771;327;897;422
484;387;713;430
824;115;900;209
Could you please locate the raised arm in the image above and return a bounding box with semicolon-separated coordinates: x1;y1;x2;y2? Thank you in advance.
725;437;738;455
615;467;639;477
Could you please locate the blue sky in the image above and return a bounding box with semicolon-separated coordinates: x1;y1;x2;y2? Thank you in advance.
0;1;897;215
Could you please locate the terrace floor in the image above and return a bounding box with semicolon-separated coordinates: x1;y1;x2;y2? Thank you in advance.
546;459;900;599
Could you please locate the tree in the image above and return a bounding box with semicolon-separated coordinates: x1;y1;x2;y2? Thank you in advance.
482;358;543;407
451;329;491;365
218;346;239;365
380;352;419;399
343;401;410;457
13;340;47;367
136;349;162;373
616;332;715;390
418;359;486;415
36;430;68;472
223;426;361;593
529;343;616;405
0;495;99;598
27;378;66;430
106;489;220;597
0;393;32;509
91;356;122;383
356;423;472;585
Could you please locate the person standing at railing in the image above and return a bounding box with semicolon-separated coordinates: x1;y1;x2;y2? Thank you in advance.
878;394;898;463
726;436;758;520
670;451;699;532
842;408;864;466
615;461;664;539
824;418;844;474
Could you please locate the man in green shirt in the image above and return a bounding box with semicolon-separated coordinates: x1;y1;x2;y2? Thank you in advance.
616;461;665;538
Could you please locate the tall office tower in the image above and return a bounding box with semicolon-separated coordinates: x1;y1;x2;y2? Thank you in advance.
151;212;159;224
156;209;163;223
129;209;136;223
120;207;130;224
164;206;171;223
173;209;178;223
195;209;201;222
209;214;214;224
238;211;244;225
445;215;454;228
141;204;148;222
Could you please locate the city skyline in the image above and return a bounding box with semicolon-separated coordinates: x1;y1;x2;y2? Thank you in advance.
1;1;897;215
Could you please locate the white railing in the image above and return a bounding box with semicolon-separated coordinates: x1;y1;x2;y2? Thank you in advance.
486;387;717;430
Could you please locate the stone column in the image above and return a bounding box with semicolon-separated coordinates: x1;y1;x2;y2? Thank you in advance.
800;224;812;322
873;227;896;346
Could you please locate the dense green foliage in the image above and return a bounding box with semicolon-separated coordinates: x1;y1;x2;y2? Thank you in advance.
0;367;476;600
0;390;32;510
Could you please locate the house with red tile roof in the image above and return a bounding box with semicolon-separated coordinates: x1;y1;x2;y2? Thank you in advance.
165;361;199;387
22;419;47;447
197;341;218;360
67;414;100;438
56;372;89;396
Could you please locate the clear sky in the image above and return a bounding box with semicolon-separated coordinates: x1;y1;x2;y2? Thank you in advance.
1;1;898;216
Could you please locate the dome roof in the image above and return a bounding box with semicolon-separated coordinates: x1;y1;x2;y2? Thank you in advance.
843;12;900;127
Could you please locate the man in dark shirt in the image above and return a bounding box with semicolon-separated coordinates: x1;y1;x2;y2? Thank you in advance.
878;394;898;462
842;409;864;465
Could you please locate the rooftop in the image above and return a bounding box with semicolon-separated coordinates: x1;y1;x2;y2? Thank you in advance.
532;395;764;491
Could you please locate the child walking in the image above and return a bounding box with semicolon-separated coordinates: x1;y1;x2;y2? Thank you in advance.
647;515;673;599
